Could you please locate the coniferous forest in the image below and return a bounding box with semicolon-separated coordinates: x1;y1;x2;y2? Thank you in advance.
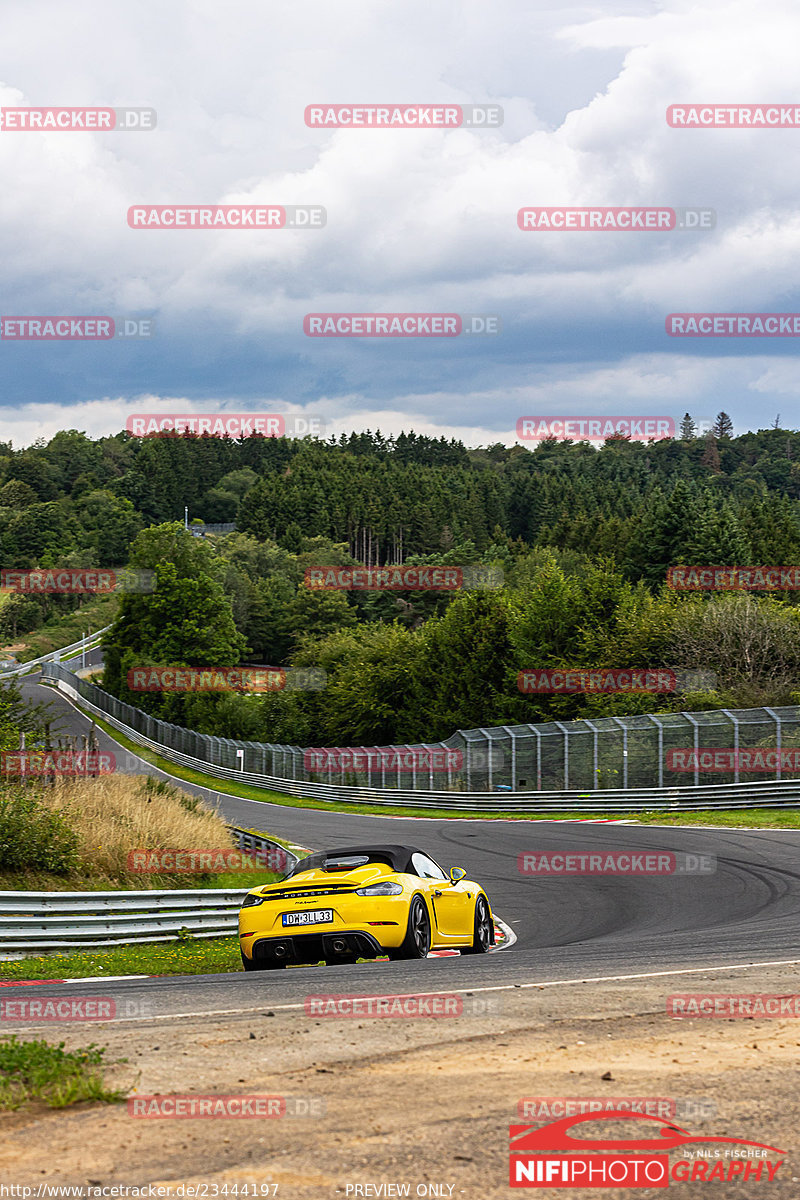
5;419;800;744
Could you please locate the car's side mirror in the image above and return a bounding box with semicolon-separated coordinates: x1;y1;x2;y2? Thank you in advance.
449;866;467;885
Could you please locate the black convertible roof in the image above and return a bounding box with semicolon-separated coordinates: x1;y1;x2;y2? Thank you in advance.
288;844;428;876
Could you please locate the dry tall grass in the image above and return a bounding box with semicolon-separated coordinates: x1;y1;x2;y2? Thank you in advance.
12;774;237;889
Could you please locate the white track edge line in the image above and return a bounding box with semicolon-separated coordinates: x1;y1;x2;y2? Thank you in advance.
8;957;800;1029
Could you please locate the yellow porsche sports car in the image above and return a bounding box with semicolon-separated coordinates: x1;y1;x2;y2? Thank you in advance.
239;843;494;969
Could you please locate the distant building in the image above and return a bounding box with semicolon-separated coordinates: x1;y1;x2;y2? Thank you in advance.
187;523;237;537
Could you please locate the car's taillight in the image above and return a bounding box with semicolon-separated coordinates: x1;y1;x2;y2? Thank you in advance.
355;881;403;896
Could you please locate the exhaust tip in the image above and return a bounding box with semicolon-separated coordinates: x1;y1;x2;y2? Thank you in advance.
332;939;347;954
273;944;288;958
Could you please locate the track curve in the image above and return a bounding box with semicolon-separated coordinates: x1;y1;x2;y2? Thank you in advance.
12;672;800;1020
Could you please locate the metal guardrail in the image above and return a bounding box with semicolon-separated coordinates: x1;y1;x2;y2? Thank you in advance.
229;827;299;873
39;668;800;812
0;888;249;952
0;830;296;953
0;625;112;677
42;663;800;797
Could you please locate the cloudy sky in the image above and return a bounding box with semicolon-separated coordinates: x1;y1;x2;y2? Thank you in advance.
0;0;798;447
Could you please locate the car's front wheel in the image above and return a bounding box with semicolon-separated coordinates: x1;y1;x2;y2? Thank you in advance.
389;896;431;959
462;896;493;955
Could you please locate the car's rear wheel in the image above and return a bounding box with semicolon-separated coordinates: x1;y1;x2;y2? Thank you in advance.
390;896;431;960
241;949;285;971
462;896;493;955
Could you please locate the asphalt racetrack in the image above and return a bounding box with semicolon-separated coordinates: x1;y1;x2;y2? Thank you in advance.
15;672;800;1020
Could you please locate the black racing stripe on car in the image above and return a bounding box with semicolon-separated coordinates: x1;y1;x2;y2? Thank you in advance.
259;886;359;901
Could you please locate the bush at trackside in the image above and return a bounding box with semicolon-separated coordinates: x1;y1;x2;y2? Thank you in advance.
0;786;80;873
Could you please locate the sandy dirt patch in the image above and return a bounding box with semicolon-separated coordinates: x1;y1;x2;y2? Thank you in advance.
1;965;798;1198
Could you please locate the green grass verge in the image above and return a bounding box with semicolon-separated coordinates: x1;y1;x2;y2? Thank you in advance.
633;808;800;828
0;867;280;892
0;936;243;981
46;687;800;827
13;595;119;664
0;936;393;981
72;704;631;820
0;1036;122;1109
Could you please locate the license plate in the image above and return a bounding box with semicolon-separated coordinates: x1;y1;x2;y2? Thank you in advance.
282;909;334;927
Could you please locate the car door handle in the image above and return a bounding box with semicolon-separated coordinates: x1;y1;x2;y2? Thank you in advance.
433;889;442;897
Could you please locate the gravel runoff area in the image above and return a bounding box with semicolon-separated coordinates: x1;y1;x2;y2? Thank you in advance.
1;961;799;1198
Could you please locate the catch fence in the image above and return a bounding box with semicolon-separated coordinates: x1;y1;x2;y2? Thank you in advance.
40;664;800;796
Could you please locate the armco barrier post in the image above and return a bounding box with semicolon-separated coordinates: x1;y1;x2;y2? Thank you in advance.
764;707;782;779
720;709;740;783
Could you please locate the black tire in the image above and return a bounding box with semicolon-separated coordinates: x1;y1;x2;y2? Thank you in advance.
389;896;431;960
462;896;493;955
241;949;285;971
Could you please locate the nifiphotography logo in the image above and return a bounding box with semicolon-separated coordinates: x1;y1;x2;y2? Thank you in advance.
509;1111;785;1188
